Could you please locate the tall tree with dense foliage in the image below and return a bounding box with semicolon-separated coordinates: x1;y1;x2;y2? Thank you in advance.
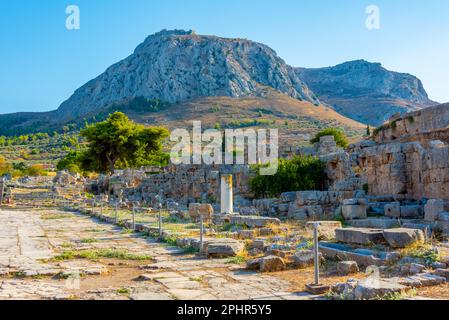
249;155;327;198
310;128;349;148
74;112;169;173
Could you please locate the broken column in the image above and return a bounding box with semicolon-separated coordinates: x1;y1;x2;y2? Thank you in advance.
220;174;233;214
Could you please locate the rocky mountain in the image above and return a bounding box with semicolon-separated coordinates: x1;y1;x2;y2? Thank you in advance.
1;30;433;136
295;60;437;126
56;29;319;121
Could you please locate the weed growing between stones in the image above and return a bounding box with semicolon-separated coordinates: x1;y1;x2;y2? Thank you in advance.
80;238;97;244
116;288;130;295
41;213;74;220
50;249;152;261
400;244;440;265
226;251;250;264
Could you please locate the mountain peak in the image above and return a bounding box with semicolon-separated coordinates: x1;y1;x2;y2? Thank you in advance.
295;60;436;125
56;30;319;119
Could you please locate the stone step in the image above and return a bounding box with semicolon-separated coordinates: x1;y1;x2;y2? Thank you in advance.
335;227;385;245
319;242;398;267
347;218;400;229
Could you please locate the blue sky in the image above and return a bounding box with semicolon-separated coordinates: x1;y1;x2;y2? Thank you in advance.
0;0;448;114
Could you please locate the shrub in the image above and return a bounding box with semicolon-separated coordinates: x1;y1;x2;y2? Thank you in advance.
310;128;349;148
249;155;327;198
26;164;47;176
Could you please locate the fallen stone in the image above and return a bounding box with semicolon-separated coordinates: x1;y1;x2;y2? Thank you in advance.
433;268;449;280
250;239;267;251
319;242;386;267
238;229;257;240
335;228;385;245
337;261;359;276
342;205;367;220
354;278;408;300
230;215;281;228
409;263;426;275
348;218;400;229
412;273;446;287
305;221;342;240
259;255;286;272
247;255;286;272
431;262;447;270
292;250;322;268
188;203;213;222
204;239;244;258
382;228;425;248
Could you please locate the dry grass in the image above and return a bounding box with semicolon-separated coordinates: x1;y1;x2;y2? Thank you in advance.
415;283;449;299
271;265;367;292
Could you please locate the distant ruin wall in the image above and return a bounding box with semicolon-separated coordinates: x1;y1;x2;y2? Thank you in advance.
374;103;449;144
360;141;449;200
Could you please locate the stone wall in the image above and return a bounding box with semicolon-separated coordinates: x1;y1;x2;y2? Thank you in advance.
374;103;449;144
358;104;449;200
359;140;449;200
101;164;253;208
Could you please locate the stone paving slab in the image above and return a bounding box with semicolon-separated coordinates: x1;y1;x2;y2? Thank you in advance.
0;208;299;300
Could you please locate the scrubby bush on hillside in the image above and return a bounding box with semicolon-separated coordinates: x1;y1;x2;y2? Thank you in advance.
310;128;349;148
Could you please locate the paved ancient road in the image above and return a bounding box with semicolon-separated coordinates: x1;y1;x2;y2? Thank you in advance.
0;209;313;300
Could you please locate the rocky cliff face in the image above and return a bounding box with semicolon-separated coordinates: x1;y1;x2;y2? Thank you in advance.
295;60;437;126
56;29;319;120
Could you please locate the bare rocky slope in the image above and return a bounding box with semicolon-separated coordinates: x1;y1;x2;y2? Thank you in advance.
55;29;319;121
0;31;435;135
295;60;437;126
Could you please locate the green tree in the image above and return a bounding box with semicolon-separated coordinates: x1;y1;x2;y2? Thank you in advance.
366;125;371;136
310;128;349;148
249;155;327;198
78;112;169;173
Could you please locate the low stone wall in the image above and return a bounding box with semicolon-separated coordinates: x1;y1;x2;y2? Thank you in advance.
97;164;253;208
359;141;449;200
374;103;449;144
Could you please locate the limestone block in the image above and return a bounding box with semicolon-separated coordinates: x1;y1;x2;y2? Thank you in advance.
337;261;359;276
342;204;367;220
382;228;425;248
205;239;244;258
354;278;407;300
230;215;281;228
247;255;286;272
348;218;400;229
188;203;213;222
384;202;401;218
400;205;423;218
335;228;385;245
293;250;323;268
287;203;307;220
305;221;342;240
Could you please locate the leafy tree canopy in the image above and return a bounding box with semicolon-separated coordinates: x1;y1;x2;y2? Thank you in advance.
72;112;169;173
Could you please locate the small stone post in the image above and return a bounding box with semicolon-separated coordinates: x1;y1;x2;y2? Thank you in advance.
115;200;119;224
132;204;136;231
313;222;320;285
158;202;163;238
220;174;233;214
0;178;4;205
199;209;204;254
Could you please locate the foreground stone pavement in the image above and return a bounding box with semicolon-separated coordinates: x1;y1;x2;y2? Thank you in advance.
0;208;316;300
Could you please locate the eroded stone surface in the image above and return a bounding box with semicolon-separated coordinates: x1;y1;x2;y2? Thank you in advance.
0;209;294;300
